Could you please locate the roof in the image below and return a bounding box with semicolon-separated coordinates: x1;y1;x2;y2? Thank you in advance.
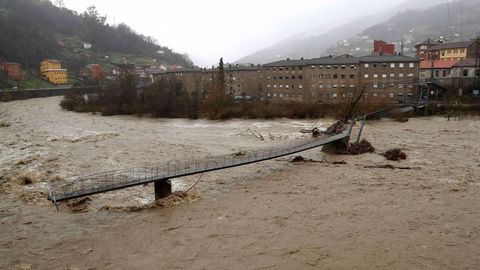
308;56;360;65
453;58;480;67
420;59;458;69
430;40;479;50
225;65;261;71
359;54;419;63
44;69;67;72
42;59;61;63
415;39;443;47
263;54;418;67
0;62;21;66
262;59;309;67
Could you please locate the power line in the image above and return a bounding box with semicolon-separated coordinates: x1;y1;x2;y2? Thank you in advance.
446;0;454;41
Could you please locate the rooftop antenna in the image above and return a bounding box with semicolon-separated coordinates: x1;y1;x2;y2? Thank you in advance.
400;35;405;55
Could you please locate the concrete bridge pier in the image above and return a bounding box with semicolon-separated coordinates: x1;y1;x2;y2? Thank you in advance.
154;180;172;200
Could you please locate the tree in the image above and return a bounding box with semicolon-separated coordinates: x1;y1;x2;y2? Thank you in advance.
54;0;65;8
203;58;232;119
83;6;106;25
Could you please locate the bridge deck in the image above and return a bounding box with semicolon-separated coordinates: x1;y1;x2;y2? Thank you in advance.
47;132;349;202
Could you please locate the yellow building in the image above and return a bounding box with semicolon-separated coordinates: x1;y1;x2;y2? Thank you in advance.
40;59;62;73
40;59;68;84
43;69;68;85
436;40;480;61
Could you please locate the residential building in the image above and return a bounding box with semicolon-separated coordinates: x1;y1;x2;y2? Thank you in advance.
450;58;480;96
359;55;420;102
40;59;67;85
43;69;68;85
0;62;23;80
415;39;444;60
153;68;215;100
262;58;309;102
419;59;457;86
225;64;262;99
40;59;62;73
153;65;262;100
262;54;419;103
416;39;480;61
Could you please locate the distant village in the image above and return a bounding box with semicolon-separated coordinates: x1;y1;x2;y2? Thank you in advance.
1;37;479;104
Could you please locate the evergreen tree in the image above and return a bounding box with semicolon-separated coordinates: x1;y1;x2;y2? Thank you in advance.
203;58;232;119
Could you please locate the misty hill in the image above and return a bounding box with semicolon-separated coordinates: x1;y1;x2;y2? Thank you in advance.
0;0;191;72
236;0;446;64
326;0;480;56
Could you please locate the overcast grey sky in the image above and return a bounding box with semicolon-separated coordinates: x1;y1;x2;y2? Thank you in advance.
62;0;407;66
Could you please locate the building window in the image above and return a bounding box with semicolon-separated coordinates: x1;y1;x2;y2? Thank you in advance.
333;74;338;79
463;69;469;77
390;63;395;68
373;84;378;88
435;70;439;77
390;93;394;98
390;73;395;78
399;84;404;88
409;63;415;68
299;75;303;80
273;85;277;88
382;74;387;78
364;64;369;68
333;93;338;98
350;74;355;79
299;85;303;89
373;74;378;78
267;85;271;88
364;74;369;78
341;74;346;79
407;73;414;78
399;73;404;78
399;63;404;68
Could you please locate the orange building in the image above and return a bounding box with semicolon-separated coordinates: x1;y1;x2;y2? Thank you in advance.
0;62;23;80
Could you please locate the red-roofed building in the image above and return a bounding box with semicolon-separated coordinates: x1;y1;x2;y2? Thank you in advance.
419;59;458;86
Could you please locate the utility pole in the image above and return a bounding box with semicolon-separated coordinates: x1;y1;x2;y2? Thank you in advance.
474;37;480;97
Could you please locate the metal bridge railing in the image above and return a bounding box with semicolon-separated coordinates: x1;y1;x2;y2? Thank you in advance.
48;131;349;202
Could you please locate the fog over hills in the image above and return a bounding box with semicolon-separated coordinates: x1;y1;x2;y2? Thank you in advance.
236;0;447;64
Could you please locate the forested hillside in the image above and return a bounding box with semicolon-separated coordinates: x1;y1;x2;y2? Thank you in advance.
0;0;191;72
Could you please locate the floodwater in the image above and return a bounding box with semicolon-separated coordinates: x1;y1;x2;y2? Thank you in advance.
1;97;480;269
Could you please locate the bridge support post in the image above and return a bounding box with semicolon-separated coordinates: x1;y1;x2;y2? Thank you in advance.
154;180;172;200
